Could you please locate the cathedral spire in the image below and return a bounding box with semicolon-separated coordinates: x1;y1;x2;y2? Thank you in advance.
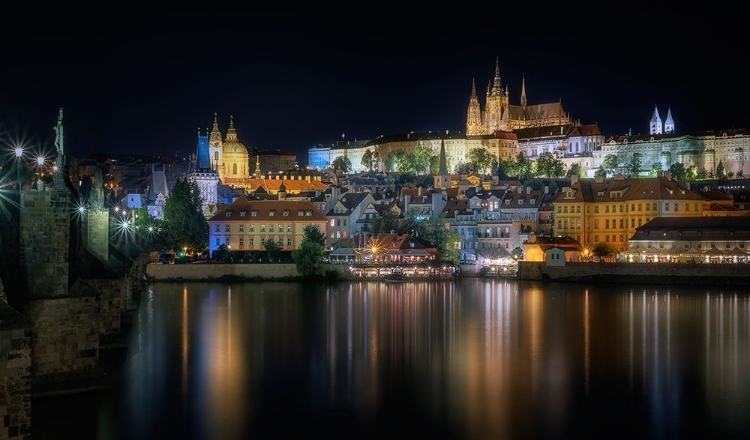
471;77;477;98
520;75;527;109
491;57;502;96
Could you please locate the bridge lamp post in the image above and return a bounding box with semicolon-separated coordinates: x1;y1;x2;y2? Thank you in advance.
14;147;23;191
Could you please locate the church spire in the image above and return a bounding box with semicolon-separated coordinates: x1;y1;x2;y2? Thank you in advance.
520;75;527;109
471;77;477;98
226;115;238;141
491;57;502;96
650;105;662;135
664;106;675;134
438;139;448;175
434;139;450;191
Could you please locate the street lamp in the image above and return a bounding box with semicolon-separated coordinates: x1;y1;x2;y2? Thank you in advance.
14;147;23;191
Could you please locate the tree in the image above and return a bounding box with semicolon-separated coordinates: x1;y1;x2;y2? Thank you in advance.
162;178;208;253
262;238;282;262
332;155;352;173
361;149;374;172
468;147;493;174
669;162;687;181
413;143;433;175
566;163;583;178
592;242;617;261
534;152;564;178
627;153;643;177
514;152;534;181
291;224;327;278
372;209;400;234
436;228;460;265
511;247;524;260
651;161;663;176
601;154;619;176
594;165;607;178
716;160;726;179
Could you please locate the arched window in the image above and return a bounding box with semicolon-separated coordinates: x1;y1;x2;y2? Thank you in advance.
233;163;237;175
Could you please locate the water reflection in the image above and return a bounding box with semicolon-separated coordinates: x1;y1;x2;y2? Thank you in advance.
33;280;750;439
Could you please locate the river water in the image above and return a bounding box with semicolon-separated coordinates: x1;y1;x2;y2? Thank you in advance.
33;278;750;439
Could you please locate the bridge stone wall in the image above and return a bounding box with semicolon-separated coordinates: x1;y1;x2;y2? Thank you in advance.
0;299;32;440
19;188;70;299
85;209;109;263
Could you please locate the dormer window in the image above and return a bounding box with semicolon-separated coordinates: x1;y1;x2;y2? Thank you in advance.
251;210;258;217
505;199;510;205
530;198;535;204
283;210;290;217
240;211;246;217
269;210;275;216
225;211;232;217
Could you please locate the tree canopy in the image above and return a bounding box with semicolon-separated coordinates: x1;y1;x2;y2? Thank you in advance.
161;178;208;253
291;224;327;277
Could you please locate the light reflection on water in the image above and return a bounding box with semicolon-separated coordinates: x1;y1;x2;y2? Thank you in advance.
33;279;750;439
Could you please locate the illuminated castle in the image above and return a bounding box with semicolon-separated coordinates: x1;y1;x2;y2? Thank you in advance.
466;57;571;136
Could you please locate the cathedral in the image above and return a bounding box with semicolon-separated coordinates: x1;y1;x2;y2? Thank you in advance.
466;57;571;136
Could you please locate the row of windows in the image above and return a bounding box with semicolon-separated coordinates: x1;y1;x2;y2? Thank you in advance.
633;243;746;249
557;202;701;214
592;235;625;243
214;237;293;247
215;224;294;233
557;217;650;230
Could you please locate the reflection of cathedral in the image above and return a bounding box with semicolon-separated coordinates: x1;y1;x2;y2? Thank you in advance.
466;57;571;136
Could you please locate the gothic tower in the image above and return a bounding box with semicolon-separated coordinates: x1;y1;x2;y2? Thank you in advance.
520;75;527;110
189;128;219;216
434;139;451;190
208;112;223;172
484;57;509;134
465;78;484;136
664;106;675;134
650;105;663;135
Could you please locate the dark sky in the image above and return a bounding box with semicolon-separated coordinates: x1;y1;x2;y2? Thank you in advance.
2;7;747;166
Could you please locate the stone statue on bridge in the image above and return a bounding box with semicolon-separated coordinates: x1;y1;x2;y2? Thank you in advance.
53;108;65;188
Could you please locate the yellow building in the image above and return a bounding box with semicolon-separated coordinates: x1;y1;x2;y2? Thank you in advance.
552;173;705;252
207;196;328;255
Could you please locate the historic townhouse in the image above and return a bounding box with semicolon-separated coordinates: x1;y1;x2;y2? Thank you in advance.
207;196;327;255
552;173;705;252
324;191;378;249
440;198;479;262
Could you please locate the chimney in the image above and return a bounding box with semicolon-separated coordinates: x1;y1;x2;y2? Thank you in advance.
526;186;531;194
665;170;672;181
595;175;604;183
544;185;549;194
571;175;579;185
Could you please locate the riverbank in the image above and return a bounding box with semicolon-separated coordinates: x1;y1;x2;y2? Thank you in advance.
517;261;750;285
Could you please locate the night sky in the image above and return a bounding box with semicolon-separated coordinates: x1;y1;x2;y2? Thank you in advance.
2;7;746;166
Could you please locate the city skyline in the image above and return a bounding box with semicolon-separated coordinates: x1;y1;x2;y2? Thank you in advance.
2;7;747;166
